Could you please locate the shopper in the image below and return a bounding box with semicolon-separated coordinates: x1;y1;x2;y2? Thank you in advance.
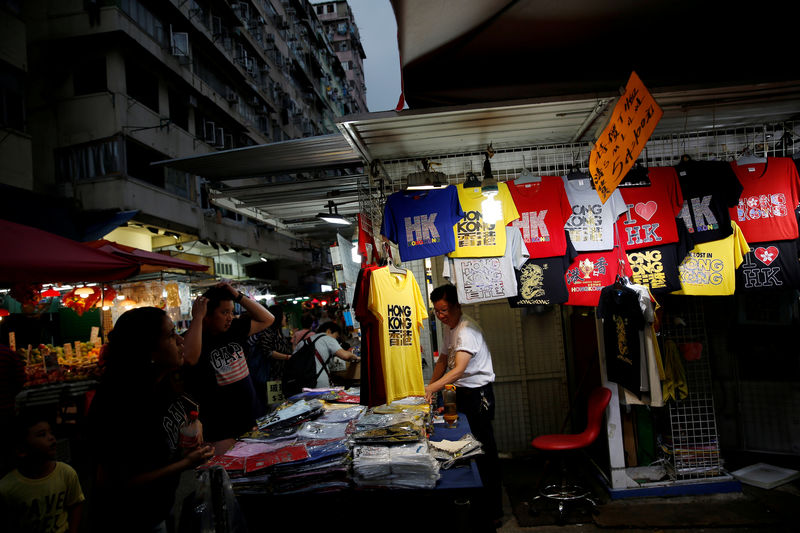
182;282;274;454
250;304;292;406
291;313;315;350
87;307;213;533
293;321;359;389
425;283;503;528
0;412;84;533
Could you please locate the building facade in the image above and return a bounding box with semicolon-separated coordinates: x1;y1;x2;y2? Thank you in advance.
2;0;367;295
313;0;367;114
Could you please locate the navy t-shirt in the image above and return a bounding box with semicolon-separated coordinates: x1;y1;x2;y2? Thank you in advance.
381;185;464;261
597;285;646;396
624;218;693;294
184;317;257;441
508;232;577;307
737;239;800;291
674;159;743;244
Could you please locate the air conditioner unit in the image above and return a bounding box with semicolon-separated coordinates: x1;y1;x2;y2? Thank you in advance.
237;3;249;22
215;127;225;148
188;95;198;107
225;134;234;149
257;105;269;115
225;87;239;103
250;96;260;106
244;57;254;74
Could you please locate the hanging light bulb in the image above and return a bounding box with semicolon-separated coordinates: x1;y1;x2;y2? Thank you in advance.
0;309;9;320
75;286;95;298
480;191;502;224
121;298;137;310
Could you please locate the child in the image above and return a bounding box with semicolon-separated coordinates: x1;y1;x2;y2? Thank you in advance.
0;413;84;533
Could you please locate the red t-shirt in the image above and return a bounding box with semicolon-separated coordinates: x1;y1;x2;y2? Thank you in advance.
507;176;572;259
616;166;684;251
564;249;633;307
729;157;800;242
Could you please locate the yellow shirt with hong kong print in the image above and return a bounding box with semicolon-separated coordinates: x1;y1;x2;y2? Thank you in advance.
367;267;429;403
673;222;750;296
449;182;520;257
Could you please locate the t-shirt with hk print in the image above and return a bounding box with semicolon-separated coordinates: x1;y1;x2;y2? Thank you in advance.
563;176;628;252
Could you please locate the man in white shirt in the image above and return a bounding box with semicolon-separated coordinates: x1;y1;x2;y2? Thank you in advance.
294;321;359;388
425;284;502;527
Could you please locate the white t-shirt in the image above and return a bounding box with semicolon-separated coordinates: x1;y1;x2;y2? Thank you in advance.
443;226;529;304
292;333;344;388
563;176;628;251
443;314;495;388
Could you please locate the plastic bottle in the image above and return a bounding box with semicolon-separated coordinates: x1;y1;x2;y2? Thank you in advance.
179;410;203;449
443;384;458;428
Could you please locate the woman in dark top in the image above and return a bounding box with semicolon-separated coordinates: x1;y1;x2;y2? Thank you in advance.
251;304;292;397
88;307;214;533
182;282;273;455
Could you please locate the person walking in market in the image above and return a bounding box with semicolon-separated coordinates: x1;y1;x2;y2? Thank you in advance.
425;283;503;529
87;307;214;533
248;304;292;407
182;282;274;455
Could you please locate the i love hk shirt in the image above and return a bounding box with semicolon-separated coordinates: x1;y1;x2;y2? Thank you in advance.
616;166;684;250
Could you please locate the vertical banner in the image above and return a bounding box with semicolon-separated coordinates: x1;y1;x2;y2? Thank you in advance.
590;71;663;203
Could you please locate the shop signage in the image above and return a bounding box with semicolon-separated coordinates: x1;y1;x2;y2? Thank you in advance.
590;71;662;203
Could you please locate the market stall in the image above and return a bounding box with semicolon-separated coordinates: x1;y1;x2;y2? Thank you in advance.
0;219;209;417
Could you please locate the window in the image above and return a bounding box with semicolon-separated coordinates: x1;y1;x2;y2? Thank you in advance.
167;89;189;131
73;56;107;96
55;138;122;182
0;66;25;131
316;5;323;14
125;138;166;187
327;4;334;13
125;59;159;112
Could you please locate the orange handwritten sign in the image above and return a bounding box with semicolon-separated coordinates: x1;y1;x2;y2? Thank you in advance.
590;72;662;203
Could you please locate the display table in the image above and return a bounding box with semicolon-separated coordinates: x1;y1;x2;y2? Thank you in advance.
235;412;490;532
15;380;97;409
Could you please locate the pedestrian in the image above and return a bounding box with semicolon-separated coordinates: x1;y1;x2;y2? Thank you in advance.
249;304;292;407
291;313;314;350
425;283;503;528
0;411;85;533
87;307;213;533
182;282;274;454
293;321;359;389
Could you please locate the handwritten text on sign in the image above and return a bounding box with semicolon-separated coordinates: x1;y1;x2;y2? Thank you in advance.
590;72;662;203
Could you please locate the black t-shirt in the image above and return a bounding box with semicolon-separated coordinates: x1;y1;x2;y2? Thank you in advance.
183;317;257;441
737;239;800;291
674;159;743;244
625;218;693;294
597;285;646;396
508;233;577;307
88;377;188;531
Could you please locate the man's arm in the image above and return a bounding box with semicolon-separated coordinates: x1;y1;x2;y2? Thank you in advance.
334;348;360;362
425;351;471;402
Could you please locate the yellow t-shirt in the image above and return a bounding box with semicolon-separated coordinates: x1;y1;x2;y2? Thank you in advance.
673;221;750;296
368;267;429;403
0;462;85;533
449;182;520;257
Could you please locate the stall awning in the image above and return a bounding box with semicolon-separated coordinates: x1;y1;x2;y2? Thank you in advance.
84;240;209;273
0;219;141;284
151;133;362;179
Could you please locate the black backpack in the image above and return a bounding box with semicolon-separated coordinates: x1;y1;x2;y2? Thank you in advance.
282;333;333;398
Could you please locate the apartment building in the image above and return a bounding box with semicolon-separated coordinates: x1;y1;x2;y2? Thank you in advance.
1;0;367;295
313;0;367;114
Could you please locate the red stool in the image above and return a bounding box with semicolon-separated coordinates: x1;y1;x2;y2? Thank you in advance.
529;386;612;522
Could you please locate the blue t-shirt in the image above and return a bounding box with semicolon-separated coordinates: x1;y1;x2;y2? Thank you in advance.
381;186;464;261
